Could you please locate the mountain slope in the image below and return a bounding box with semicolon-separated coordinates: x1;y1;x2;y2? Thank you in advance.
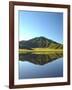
19;36;63;49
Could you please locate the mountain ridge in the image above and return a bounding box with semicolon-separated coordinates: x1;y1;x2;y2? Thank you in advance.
19;36;63;49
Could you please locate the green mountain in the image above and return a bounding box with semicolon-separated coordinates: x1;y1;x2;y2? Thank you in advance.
19;36;63;49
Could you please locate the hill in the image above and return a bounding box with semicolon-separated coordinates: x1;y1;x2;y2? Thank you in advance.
19;36;63;49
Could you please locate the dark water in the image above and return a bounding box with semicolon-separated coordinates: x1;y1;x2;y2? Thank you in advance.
19;52;63;79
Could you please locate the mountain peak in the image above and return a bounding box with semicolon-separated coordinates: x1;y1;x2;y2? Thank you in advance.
35;36;48;39
29;36;48;41
19;36;63;49
38;36;46;39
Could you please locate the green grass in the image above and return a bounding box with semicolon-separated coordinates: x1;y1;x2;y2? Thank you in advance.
19;48;63;54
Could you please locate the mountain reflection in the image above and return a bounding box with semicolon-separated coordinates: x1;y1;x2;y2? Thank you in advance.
19;52;63;65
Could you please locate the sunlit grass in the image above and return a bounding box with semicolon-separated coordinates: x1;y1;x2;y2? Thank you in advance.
19;48;63;54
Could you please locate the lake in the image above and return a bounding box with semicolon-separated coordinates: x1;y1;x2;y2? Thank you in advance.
19;52;63;79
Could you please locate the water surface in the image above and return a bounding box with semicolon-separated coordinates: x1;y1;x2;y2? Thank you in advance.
19;52;63;79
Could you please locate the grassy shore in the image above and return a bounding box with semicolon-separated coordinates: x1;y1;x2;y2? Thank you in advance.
19;48;63;54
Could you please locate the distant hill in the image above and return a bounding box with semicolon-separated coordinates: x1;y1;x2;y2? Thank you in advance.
19;36;63;49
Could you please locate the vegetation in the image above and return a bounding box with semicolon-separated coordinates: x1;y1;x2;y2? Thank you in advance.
19;36;63;49
19;37;63;61
19;48;63;54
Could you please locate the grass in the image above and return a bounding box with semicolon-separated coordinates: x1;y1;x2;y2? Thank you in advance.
19;48;63;54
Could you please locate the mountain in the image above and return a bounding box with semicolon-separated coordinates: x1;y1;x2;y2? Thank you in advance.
19;36;63;49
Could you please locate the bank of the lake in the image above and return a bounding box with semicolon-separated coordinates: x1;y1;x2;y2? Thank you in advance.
19;48;63;54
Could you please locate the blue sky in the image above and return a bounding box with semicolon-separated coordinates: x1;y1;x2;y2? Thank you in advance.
19;10;63;43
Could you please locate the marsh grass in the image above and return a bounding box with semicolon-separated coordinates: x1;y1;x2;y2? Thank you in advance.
19;48;63;54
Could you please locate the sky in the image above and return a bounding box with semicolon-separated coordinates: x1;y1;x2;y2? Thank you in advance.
19;10;63;44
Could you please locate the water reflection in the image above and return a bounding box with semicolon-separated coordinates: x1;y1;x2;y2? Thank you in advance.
19;52;63;65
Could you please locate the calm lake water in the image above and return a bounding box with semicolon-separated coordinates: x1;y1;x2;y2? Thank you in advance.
19;52;63;79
